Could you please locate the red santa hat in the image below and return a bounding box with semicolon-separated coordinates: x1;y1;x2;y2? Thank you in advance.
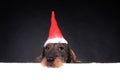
44;11;68;46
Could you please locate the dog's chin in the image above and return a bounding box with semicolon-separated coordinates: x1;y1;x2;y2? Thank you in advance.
41;57;63;68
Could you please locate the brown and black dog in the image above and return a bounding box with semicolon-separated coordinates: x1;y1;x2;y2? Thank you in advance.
33;11;80;67
34;43;80;68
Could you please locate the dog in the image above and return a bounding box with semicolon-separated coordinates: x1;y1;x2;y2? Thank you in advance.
34;43;80;68
33;11;80;67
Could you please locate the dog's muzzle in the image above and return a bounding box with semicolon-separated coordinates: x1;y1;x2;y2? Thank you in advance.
47;57;54;62
47;57;55;66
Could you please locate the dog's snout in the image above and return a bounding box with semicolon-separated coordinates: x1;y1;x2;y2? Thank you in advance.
47;57;54;62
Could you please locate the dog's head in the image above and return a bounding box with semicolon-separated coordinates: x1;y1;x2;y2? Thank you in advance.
34;11;80;67
35;43;80;68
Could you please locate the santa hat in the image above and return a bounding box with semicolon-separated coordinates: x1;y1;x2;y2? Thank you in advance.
44;11;68;46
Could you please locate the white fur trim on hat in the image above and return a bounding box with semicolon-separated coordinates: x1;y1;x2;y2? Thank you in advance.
44;37;68;47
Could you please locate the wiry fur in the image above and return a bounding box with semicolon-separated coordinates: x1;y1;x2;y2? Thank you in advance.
33;43;80;68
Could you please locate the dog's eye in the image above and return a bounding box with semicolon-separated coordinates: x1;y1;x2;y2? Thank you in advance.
59;47;64;51
45;46;50;50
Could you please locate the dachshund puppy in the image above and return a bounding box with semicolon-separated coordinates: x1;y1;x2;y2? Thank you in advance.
33;11;80;67
34;43;80;68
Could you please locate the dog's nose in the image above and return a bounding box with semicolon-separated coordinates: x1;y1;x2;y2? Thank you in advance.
47;57;54;63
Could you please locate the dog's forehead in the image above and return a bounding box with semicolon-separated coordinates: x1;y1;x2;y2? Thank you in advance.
45;43;68;47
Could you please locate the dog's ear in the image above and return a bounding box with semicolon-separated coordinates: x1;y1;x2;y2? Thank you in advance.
69;49;80;63
33;50;45;62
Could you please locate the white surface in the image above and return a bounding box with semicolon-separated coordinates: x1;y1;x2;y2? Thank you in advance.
0;63;120;80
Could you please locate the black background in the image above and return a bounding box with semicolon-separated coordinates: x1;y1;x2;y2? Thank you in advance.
0;1;120;63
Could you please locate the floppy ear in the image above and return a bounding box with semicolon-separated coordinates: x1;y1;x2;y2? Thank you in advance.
33;50;45;62
69;49;80;63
